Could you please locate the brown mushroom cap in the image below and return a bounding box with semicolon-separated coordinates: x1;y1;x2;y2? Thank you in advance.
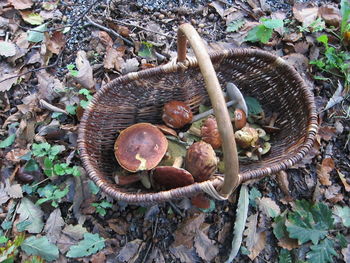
155;124;178;137
152;166;194;189
201;117;222;149
114;123;168;172
234;109;247;130
162;101;193;129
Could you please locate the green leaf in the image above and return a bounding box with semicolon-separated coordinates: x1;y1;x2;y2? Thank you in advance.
80;100;89;109
333;205;350;227
226;19;246;32
224;184;249;263
16;220;32;232
49;145;64;157
66;105;77;115
32;143;50;157
249;187;262;208
66;233;105;258
0;235;8;244
0;41;17;57
273;212;288;240
341;0;350;36
336;233;348;248
317;35;329;47
0;134;16;148
72;166;81;177
27;23;47;43
138;41;155;59
53;163;66;175
306;238;337;263
279;248;292;263
245;25;263;43
261;18;284;29
17;198;44;233
245;96;263;115
78;88;90;96
22;13;44;25
88;180;99;194
21;236;59;262
24;159;39;172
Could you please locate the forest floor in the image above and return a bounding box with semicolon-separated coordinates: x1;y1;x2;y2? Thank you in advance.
0;0;350;262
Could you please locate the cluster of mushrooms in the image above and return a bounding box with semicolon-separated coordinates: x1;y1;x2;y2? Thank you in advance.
113;83;279;190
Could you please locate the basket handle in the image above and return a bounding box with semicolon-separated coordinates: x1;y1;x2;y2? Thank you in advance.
177;23;240;197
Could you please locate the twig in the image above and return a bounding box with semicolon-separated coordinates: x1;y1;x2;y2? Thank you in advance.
113;19;177;40
168;200;185;217
40;99;68;114
141;217;159;263
85;16;134;46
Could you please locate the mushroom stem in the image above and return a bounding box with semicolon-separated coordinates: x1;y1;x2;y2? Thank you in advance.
192;100;235;123
269;112;279;126
172;156;183;168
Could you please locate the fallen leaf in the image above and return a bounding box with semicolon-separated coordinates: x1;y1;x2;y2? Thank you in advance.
122;58;139;74
20;11;44;25
194;230;219;261
317;157;334;186
191;193;211;209
27;23;48;43
257;197;281;218
217;222;232;244
62;224;88;240
209;1;225;18
169;245;201;263
8;0;33;10
276;171;293;201
173;213;205;248
37;70;64;102
318;5;341;27
325;185;343;203
293;3;319;27
146;246;165;263
90;251;107;263
74;50;95;89
0;183;10;205
244;213;258;250
278;237;299;250
318;125;337;141
0;41;17;57
44;208;65;244
104;45;126;71
98;31;113;47
46;31;65;54
0;62;19;92
107;218;130;235
294;41;310;54
342;244;350;263
57;232;79;254
116;239;143;263
337;170;350;192
323;81;345;111
248;231;266;260
5;182;23;199
17;197;44;233
5;148;29;163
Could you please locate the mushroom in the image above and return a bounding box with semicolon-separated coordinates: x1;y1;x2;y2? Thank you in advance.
232;108;247;130
162;101;193;129
185;141;218;182
201;117;222;149
263;112;280;133
155;124;178;137
151;156;195;189
114;123;168;172
191;82;248;123
234;127;259;149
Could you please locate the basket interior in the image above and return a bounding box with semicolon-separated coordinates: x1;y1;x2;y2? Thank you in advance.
79;51;312;191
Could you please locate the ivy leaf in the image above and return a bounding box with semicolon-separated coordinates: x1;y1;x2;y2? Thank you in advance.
17;198;44;233
66;233;105;258
21;236;59;262
306;238;337;263
333;205;350;227
0;134;16;148
278;248;292;263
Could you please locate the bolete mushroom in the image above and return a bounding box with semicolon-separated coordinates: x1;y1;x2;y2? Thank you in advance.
234;127;259;149
201;117;222;149
233;108;247;130
185;141;218;182
114;123;168;172
162;101;193;129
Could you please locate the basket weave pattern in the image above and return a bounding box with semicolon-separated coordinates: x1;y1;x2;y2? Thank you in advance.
78;48;318;203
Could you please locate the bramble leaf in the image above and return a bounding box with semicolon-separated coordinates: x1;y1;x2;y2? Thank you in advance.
66;233;105;258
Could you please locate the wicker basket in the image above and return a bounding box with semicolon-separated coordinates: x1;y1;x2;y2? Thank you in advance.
78;23;318;204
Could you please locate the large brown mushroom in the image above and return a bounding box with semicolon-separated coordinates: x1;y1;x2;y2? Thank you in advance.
114;123;168;172
201;117;222;149
162;101;193;129
152;166;194;189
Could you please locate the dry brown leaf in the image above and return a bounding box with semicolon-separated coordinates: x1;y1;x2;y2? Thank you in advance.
337;169;350;192
169;245;200;263
104;45;126;71
62;224;87;240
294;41;310;54
122;58;139;74
44;208;65;244
194;230;219;262
107;218;130;235
248;231;266;260
116;239;143;263
0;183;10;205
318;126;337;141
46;31;65;54
282;53;309;76
209;1;225;18
173;213;205;248
37;70;64;102
5;182;23;199
146;246;165;263
318;5;341;27
276;171;293;201
98;31;113;47
278;236;299;250
258;197;281;218
217;221;232;244
8;0;33;10
0;63;19;92
324;185;343;203
293;3;319;27
74;50;95;89
244;213;258;250
5;148;29;163
317;157;334;186
91;251;107;263
57;232;78;254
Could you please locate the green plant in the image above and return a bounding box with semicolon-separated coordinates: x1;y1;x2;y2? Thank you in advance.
340;0;350;40
0;234;26;263
91;201;113;216
36;184;69;207
273;200;349;263
298;17;326;33
66;64;78;77
245;18;284;44
65;88;93;114
310;35;350;90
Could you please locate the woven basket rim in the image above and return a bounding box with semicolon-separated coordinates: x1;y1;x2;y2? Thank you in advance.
77;48;318;203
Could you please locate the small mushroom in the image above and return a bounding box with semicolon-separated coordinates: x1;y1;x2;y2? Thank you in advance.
201;117;222;149
234;127;259;149
263;112;280;133
185;141;218;182
155;124;178;137
232;109;247;130
162;101;193;129
114;123;168;172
